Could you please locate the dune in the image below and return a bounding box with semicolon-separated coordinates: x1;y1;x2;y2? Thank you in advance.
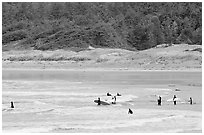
2;44;202;71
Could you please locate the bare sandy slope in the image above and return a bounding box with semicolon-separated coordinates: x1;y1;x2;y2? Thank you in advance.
2;44;202;70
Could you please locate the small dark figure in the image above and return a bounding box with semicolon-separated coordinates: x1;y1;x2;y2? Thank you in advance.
111;96;116;104
98;97;101;105
114;96;116;102
158;96;162;106
189;97;193;105
10;101;14;108
173;95;177;105
175;88;181;91
107;92;112;96
128;108;133;114
117;93;121;96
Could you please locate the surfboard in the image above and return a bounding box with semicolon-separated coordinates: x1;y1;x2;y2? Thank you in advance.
167;98;181;102
94;100;110;105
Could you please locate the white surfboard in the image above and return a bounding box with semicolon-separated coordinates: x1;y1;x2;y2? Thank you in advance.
167;98;181;102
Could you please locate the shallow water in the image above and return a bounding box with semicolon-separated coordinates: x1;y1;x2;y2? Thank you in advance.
2;70;202;132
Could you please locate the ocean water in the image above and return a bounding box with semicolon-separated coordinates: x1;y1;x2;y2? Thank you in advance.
2;70;202;132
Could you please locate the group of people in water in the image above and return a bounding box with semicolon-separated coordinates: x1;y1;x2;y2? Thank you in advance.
95;92;194;115
107;92;121;96
157;95;193;106
10;93;193;116
96;92;121;105
96;92;134;114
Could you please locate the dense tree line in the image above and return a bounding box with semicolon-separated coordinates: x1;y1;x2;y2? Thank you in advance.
2;2;202;51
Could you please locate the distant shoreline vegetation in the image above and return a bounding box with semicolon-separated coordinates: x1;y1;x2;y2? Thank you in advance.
2;2;202;51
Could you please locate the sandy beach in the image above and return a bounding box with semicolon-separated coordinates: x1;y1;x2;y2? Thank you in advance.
2;44;202;133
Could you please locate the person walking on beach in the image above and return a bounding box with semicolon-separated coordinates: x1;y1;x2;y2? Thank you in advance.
189;97;193;105
173;95;177;105
10;101;14;108
158;96;162;106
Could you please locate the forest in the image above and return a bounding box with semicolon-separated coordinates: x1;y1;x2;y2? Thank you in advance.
2;2;202;51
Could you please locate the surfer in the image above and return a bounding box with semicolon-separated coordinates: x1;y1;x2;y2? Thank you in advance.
173;95;177;105
10;101;14;108
128;108;133;114
189;97;193;105
97;97;101;105
157;96;161;106
112;96;116;104
107;92;112;96
116;93;121;96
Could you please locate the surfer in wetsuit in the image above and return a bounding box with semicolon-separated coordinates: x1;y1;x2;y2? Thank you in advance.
189;97;193;105
111;96;116;104
158;96;161;106
117;93;121;96
10;101;14;108
173;95;177;105
98;97;101;105
113;96;117;104
107;92;112;96
128;108;133;114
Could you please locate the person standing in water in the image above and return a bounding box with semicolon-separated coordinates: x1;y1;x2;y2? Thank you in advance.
117;93;121;96
97;97;101;105
128;108;133;114
189;97;193;105
158;96;162;106
107;92;112;96
112;96;116;104
173;95;177;105
10;101;14;108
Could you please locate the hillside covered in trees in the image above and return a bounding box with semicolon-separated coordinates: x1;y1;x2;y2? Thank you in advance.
2;2;202;51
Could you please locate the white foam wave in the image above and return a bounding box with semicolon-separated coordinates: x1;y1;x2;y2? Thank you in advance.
145;88;172;91
3;91;101;97
49;114;186;131
3;107;201;132
116;94;138;102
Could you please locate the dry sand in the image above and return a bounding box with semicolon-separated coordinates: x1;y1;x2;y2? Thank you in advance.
2;44;202;71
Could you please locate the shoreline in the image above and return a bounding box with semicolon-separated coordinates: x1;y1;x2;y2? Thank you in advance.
2;67;202;72
2;60;202;72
